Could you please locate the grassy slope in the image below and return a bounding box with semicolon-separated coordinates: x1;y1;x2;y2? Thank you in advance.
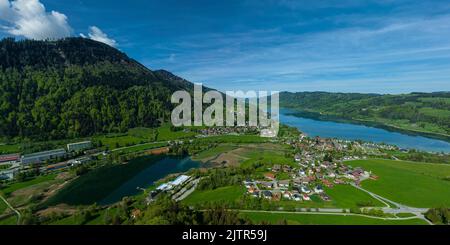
325;184;385;208
346;159;450;207
0;143;20;154
0;215;17;225
183;185;246;205
0;174;57;196
241;211;428;225
192;144;239;160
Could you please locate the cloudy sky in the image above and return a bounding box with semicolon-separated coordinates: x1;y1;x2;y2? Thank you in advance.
1;0;450;93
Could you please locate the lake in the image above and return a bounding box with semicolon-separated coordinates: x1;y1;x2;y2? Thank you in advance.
100;156;201;204
280;108;450;153
46;155;201;206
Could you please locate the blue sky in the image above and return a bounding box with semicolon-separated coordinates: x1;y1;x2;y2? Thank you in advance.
1;0;450;93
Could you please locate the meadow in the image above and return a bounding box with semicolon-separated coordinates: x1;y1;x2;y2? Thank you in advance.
0;174;57;197
182;185;246;206
346;159;450;208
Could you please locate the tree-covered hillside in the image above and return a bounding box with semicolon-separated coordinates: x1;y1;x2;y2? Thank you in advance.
0;38;193;140
280;91;450;139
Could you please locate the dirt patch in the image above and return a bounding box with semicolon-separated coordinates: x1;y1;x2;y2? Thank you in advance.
145;147;170;155
37;204;77;217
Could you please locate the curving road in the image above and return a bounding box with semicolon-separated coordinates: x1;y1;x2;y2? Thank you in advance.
0;194;20;225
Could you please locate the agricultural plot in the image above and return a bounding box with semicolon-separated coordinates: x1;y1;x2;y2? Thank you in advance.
346;159;450;207
183;185;246;206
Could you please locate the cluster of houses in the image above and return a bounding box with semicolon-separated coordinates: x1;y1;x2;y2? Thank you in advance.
196;126;258;137
243;157;374;203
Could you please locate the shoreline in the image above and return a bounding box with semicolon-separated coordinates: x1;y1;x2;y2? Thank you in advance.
281;109;450;144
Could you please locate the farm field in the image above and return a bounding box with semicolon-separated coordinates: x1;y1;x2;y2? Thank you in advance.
0;143;20;154
0;174;58;197
240;211;429;225
192;144;239;161
0;215;17;225
346;159;450;207
156;124;197;141
324;184;385;208
113;142;168;154
183;185;246;206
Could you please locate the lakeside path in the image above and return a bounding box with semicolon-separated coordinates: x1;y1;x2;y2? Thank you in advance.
0;194;20;224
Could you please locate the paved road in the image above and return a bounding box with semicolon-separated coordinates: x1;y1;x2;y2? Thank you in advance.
0;194;20;224
351;183;432;224
235;209;428;221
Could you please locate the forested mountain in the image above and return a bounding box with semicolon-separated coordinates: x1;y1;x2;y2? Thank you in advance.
0;38;194;140
280;91;450;138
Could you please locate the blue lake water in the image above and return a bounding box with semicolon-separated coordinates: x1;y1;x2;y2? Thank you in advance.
99;156;201;205
280;109;450;153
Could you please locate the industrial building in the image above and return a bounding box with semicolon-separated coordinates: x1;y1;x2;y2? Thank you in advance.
21;148;67;165
67;141;92;152
0;153;20;164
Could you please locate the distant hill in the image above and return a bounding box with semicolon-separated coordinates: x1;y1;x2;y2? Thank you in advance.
0;37;197;140
280;91;450;140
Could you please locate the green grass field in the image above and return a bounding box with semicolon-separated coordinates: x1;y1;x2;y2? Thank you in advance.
0;143;20;154
156;124;197;141
194;135;268;144
113;142;168;154
0;197;8;214
346;159;450;208
0;174;57;197
325;184;385;208
241;211;429;225
183;185;246;206
0;215;17;225
45;156;161;206
192;144;239;160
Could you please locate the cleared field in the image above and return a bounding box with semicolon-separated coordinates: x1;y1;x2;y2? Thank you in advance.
94;134;144;150
346;159;450;208
241;211;429;225
0;174;57;197
192;144;239;161
183;185;246;206
325;184;385;208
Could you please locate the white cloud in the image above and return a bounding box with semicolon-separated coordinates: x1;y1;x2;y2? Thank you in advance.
84;26;117;47
0;0;72;39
